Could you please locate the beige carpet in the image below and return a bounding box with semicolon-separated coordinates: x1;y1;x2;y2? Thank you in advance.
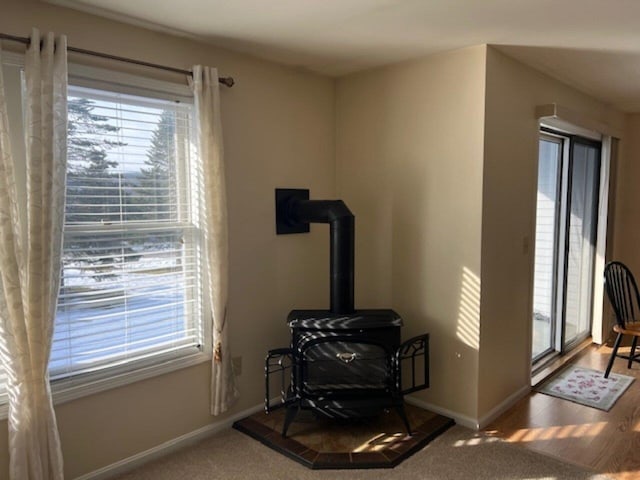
113;424;611;480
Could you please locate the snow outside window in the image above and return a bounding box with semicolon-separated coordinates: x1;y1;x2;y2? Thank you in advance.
0;59;211;417
0;58;212;414
50;84;206;389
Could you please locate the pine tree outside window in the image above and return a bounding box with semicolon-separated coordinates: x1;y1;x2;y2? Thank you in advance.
51;82;207;389
0;59;209;409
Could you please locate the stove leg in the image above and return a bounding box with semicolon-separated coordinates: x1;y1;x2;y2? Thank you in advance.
395;403;412;436
282;405;299;437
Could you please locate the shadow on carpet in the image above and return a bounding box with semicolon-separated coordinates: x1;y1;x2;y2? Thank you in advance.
233;403;454;469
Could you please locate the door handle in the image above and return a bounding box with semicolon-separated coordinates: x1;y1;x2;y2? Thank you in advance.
336;352;357;363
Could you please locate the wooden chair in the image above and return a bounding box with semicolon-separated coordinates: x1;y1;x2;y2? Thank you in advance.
603;261;640;378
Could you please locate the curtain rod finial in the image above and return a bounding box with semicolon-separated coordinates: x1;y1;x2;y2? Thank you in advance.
219;76;235;88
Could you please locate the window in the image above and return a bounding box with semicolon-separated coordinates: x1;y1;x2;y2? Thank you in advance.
0;59;209;409
0;57;25;406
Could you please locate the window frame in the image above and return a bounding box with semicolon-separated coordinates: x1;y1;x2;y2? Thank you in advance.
0;55;211;419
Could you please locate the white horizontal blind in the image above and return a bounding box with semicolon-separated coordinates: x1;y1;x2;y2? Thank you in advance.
51;85;203;382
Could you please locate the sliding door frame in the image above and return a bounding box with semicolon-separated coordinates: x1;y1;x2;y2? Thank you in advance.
532;132;564;363
559;132;602;352
533;127;602;368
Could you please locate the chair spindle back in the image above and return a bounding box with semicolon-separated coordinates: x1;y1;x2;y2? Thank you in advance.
604;261;640;329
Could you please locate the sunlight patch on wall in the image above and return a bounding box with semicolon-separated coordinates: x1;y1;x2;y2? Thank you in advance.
455;266;480;350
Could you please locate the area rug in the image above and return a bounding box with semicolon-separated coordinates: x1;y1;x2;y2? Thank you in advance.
538;365;634;411
232;403;454;469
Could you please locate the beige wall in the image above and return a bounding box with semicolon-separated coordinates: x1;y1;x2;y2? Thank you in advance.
335;44;629;425
614;115;640;275
1;0;636;475
336;46;487;420
0;0;335;477
479;46;627;417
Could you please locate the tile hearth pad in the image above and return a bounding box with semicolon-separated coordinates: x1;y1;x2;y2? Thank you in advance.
233;403;454;469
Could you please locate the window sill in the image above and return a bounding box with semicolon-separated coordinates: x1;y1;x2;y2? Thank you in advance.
0;351;211;421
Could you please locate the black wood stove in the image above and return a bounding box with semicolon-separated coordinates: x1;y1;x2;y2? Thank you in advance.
266;189;429;437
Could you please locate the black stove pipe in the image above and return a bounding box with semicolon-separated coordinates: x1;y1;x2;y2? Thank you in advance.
288;199;354;314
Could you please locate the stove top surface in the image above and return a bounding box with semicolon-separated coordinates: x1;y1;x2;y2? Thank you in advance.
287;309;402;329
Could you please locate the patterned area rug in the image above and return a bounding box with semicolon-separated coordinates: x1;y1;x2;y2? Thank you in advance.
538;365;634;411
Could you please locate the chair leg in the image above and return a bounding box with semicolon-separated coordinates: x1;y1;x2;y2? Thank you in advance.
605;333;623;378
629;336;639;369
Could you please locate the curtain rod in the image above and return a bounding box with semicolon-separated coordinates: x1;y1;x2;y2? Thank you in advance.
0;32;235;88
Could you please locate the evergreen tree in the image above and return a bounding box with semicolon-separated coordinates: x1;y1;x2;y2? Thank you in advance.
139;110;177;222
66;97;122;224
64;97;134;282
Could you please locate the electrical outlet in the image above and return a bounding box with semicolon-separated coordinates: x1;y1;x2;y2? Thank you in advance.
232;356;242;376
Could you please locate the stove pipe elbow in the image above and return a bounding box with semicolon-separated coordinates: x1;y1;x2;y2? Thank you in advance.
288;198;355;314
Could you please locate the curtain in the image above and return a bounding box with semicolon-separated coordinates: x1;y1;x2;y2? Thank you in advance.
0;29;67;479
190;65;238;415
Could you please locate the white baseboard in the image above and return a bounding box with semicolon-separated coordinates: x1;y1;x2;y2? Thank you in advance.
74;402;265;480
76;387;531;479
477;384;530;429
405;396;478;429
406;383;530;431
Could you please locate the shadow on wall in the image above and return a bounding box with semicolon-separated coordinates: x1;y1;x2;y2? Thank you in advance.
493;45;640;112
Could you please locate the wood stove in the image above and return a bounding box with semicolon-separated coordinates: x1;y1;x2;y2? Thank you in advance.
266;189;429;437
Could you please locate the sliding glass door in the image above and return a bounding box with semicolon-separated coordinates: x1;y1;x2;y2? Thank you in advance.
563;139;601;348
532;131;601;364
532;136;562;359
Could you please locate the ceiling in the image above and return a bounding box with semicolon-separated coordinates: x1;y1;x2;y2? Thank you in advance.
50;0;640;112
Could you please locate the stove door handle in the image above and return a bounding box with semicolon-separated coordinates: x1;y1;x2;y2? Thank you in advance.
336;352;357;363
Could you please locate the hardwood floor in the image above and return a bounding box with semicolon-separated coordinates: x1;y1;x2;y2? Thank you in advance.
488;343;640;480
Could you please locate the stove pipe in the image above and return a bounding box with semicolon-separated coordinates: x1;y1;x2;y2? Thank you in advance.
288;198;354;314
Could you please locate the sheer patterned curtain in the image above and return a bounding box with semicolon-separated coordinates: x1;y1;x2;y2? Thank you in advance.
0;29;67;479
190;65;238;415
